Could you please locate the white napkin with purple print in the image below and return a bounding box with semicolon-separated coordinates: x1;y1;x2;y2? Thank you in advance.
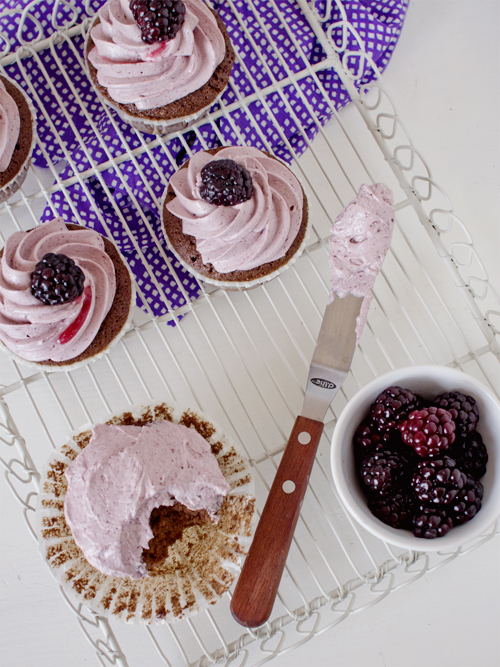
2;0;409;320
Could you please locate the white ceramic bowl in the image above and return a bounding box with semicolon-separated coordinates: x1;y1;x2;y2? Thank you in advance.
331;365;500;551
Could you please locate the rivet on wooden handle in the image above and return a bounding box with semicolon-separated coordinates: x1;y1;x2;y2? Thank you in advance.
230;415;324;628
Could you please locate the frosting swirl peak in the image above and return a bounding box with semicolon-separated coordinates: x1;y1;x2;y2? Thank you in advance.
166;147;304;273
88;0;225;110
0;218;116;363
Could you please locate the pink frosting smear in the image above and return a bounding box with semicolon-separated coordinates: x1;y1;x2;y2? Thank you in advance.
88;0;225;110
0;80;20;172
166;147;303;272
328;184;394;339
0;218;116;362
64;421;231;579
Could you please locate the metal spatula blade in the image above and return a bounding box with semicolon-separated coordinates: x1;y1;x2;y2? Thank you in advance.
230;293;363;628
302;294;363;421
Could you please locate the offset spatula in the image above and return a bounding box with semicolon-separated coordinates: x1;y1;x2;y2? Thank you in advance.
230;293;363;628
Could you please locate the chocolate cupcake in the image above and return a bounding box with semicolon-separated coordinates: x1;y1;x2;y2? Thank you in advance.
36;401;256;623
162;146;310;290
85;0;235;135
0;218;134;370
0;75;36;203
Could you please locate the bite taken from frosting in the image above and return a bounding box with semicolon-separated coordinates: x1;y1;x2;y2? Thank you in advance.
88;0;226;110
64;420;230;579
166;147;304;274
328;184;395;339
0;218;116;363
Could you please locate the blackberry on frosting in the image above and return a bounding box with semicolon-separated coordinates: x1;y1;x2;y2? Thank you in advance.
199;158;254;206
31;253;85;306
129;0;186;44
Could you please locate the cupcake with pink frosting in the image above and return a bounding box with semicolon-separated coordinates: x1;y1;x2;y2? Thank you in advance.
161;146;310;290
37;401;256;623
0;75;36;204
0;218;134;370
85;0;235;135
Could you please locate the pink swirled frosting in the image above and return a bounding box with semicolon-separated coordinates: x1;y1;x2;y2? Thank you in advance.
88;0;225;110
166;147;304;273
64;421;230;578
328;183;394;339
0;218;116;363
0;80;20;172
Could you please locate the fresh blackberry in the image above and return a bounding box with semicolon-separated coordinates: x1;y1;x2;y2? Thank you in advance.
398;407;456;458
359;450;409;496
354;419;392;459
199;159;254;207
412;505;454;539
452;477;483;524
411;456;467;505
369;491;414;529
31;253;85;306
454;431;488;480
433;391;479;435
369;386;424;433
130;0;186;44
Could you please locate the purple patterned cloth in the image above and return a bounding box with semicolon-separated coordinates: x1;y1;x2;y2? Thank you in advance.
3;0;409;321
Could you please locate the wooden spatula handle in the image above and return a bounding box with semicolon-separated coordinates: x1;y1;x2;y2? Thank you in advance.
230;415;324;627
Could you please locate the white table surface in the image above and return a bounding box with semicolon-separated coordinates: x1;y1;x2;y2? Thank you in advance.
1;1;499;666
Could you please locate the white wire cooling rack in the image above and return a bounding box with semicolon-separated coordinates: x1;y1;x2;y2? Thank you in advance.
1;1;500;666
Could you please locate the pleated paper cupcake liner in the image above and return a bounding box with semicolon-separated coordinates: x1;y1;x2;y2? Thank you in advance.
36;401;256;624
0;157;31;204
109;92;227;138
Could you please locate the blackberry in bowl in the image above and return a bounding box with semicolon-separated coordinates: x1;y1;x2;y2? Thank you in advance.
330;365;500;551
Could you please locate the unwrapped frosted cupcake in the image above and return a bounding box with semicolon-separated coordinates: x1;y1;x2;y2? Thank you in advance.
161;146;310;290
0;218;134;370
85;0;235;135
0;75;36;204
37;401;256;623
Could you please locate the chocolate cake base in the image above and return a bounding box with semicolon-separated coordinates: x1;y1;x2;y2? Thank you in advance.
0;75;34;194
85;11;235;131
162;147;310;284
143;503;212;570
0;224;134;368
